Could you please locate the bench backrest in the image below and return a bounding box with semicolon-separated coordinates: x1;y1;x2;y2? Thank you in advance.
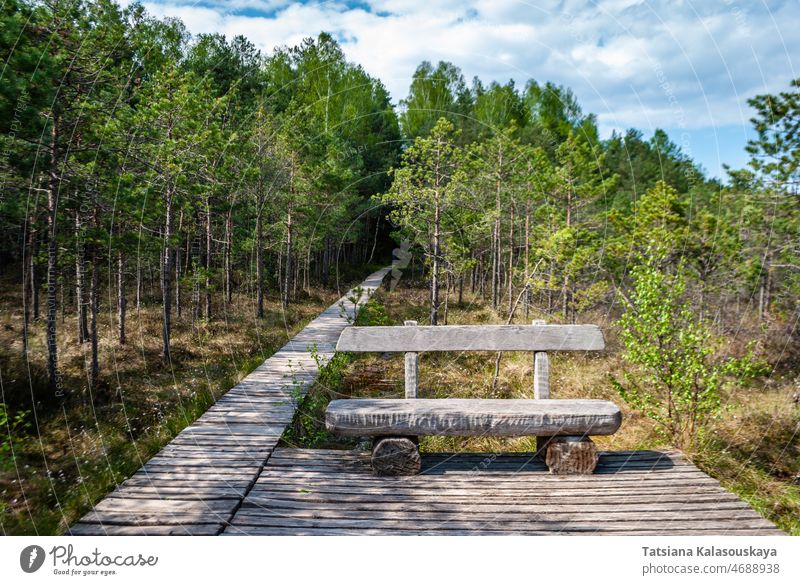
336;324;604;353
336;321;605;400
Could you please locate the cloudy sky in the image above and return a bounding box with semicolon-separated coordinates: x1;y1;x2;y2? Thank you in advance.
126;0;799;180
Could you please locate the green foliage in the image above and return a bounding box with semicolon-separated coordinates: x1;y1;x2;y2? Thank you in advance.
283;293;392;448
355;296;393;326
610;257;761;449
283;344;353;448
0;403;30;471
746;78;800;188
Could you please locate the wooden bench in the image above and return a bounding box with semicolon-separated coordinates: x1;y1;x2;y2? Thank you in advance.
325;320;622;475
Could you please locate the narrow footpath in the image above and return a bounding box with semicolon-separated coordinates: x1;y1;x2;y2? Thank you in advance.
68;267;391;535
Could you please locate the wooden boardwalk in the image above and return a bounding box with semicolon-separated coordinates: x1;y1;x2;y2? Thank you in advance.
68;263;781;536
68;267;391;536
224;449;782;535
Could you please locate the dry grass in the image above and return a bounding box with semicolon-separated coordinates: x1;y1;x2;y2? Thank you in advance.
0;270;344;535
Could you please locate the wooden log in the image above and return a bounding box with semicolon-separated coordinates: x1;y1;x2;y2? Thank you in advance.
371;436;421;476
326;398;622;437
545;436;598;475
404;320;418;399
337;324;605;352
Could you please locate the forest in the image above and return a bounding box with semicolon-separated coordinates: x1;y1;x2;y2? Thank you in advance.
1;0;799;534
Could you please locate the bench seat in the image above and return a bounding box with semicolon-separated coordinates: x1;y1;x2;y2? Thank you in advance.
325;398;622;438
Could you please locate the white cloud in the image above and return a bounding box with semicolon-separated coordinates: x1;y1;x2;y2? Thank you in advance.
134;0;799;139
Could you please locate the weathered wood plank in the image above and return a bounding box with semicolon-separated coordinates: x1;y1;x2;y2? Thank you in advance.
337;324;605;352
221;526;782;536
242;492;748;508
326;398;622;436
107;487;246;500
232;507;766;524
228;515;775;532
79;511;231;525
69;523;222;536
91;498;236;514
223;525;781;536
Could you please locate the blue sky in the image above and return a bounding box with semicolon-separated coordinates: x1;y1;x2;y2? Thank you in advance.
125;0;798;181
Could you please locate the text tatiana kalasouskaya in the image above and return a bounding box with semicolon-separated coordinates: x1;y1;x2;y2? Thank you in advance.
642;546;777;560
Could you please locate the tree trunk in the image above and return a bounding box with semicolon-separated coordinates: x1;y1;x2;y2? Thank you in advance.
118;250;126;345
75;211;88;343
443;273;450;325
161;188;174;361
256;204;264;318
491;215;500;310
322;237;330;286
46;113;61;396
89;234;99;391
368;213;379;264
175;211;183;318
293;254;299;299
30;221;40;321
524;203;530;320
507;202;515;319
175;244;182;318
205;200;212;319
225;209;232;304
283;207;292;308
192;223;201;322
430;190;441;325
136;260;142;312
470;257;476;295
22;219;34;353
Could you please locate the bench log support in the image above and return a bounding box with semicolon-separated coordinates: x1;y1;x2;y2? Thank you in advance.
545;436;598;474
372;436;421;476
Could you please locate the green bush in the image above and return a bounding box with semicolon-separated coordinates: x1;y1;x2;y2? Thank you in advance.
0;403;30;471
355;296;393;326
610;257;761;449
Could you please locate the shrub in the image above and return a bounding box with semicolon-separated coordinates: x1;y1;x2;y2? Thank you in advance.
0;403;30;471
610;257;762;449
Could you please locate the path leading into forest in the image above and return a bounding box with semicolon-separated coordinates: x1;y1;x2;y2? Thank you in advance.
68;266;391;535
68;263;781;536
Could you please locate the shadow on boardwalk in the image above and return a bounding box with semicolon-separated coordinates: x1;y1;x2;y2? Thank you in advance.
223;448;782;536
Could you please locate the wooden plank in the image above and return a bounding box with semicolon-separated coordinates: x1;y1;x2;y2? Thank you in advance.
79;511;231;525
222;525;781;536
107;487;246;500
91;498;236;514
242;498;753;514
228;515;775;532
337;324;605;352
243;491;746;506
253;473;718;489
69;523;222;536
176;424;287;435
248;484;738;499
232;507;766;524
325;398;622;436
